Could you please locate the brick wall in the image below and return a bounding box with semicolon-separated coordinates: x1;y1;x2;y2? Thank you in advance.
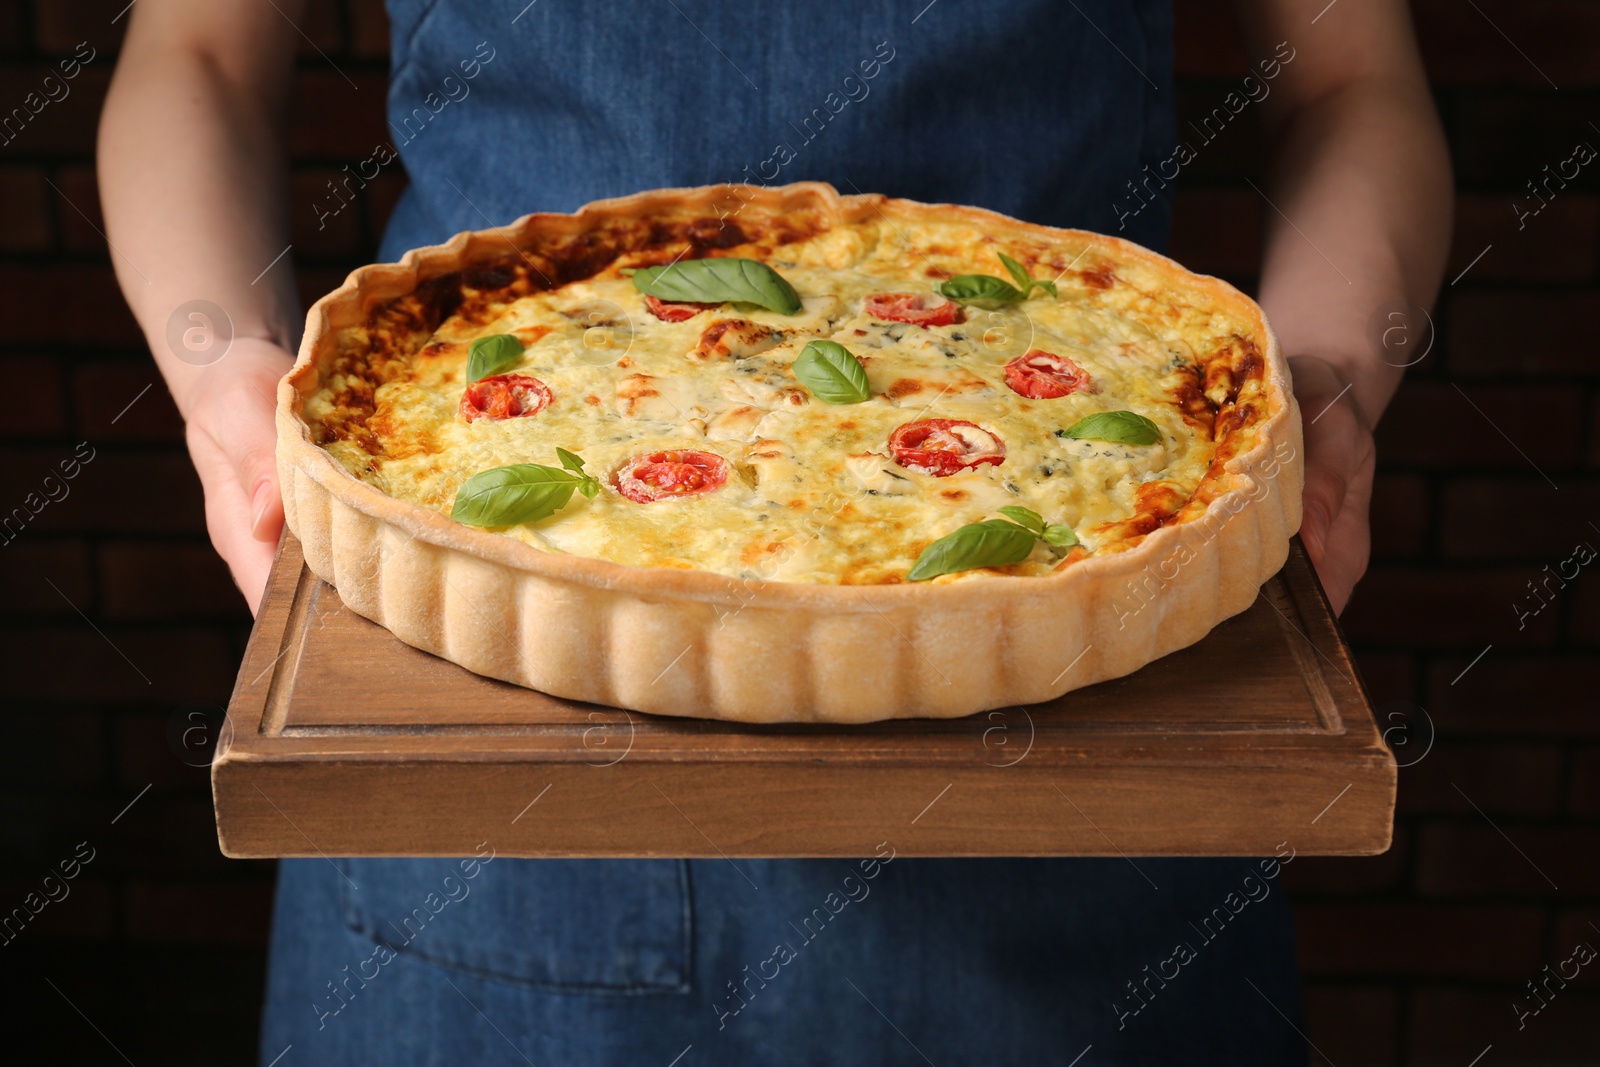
0;1;1594;1063
0;2;392;1062
1168;1;1600;1062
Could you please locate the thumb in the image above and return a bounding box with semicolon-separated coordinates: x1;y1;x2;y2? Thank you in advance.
227;391;285;543
1298;458;1345;568
1287;355;1356;568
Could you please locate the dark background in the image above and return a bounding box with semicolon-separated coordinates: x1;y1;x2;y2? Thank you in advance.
1;1;1596;1062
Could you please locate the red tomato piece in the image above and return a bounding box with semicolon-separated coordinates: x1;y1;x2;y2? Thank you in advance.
1003;350;1091;399
888;419;1006;476
645;294;715;322
863;292;962;327
615;450;730;503
459;373;553;422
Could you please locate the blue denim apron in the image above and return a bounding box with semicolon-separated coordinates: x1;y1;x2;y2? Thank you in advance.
260;3;1306;1062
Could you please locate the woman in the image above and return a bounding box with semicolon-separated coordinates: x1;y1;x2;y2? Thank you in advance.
100;2;1450;1062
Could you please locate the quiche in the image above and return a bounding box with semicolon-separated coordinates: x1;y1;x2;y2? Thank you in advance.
277;182;1302;723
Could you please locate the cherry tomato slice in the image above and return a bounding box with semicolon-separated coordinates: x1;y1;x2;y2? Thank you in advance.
615;449;730;502
1003;350;1091;399
863;292;962;327
888;419;1006;476
645;294;715;322
459;374;553;422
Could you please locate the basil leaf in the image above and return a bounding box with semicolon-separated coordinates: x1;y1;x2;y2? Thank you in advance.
792;339;871;404
630;257;802;314
555;447;587;473
1041;523;1079;548
998;253;1034;292
466;334;524;382
996;505;1046;536
937;273;1025;308
908;519;1039;581
452;463;589;527
941;255;1058;307
999;253;1059;298
1059;411;1162;446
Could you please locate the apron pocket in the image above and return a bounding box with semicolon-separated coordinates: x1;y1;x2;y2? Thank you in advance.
338;856;692;994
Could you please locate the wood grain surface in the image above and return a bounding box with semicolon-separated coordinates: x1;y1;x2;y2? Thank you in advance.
212;532;1395;858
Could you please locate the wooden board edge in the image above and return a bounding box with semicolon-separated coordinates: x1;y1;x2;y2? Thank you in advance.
214;751;1396;859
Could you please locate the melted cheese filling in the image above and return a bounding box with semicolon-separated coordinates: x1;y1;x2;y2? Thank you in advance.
309;224;1252;584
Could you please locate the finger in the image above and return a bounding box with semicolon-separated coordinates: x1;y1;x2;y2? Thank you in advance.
1298;438;1348;568
203;471;279;614
1315;447;1376;616
230;401;284;544
251;487;285;544
1288;357;1353;567
187;413;279;613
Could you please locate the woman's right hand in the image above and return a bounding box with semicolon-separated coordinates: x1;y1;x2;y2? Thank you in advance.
183;338;296;614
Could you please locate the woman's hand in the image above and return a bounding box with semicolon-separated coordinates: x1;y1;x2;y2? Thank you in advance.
183;338;295;614
99;0;307;613
1288;354;1376;615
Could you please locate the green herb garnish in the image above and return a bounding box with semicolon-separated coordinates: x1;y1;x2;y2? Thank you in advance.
996;506;1080;547
1058;411;1162;446
937;252;1058;309
451;450;601;528
466;333;525;382
630;257;802;314
908;506;1078;581
792;339;871;404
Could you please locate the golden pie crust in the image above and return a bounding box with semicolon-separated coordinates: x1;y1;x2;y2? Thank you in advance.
277;182;1302;723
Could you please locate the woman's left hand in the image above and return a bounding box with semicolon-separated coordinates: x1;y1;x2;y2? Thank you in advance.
1288;354;1377;616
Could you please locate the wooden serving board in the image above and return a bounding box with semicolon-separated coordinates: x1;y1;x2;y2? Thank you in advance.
212;532;1394;858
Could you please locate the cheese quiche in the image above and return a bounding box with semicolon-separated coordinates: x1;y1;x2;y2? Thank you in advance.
278;182;1302;723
